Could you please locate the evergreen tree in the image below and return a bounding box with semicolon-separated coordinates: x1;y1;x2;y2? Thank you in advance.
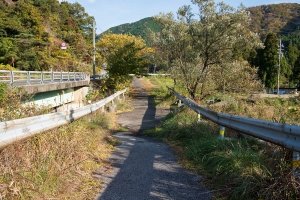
259;33;279;89
286;43;300;85
280;56;292;86
293;56;300;87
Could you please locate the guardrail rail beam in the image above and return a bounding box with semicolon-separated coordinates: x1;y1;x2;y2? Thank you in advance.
168;88;300;152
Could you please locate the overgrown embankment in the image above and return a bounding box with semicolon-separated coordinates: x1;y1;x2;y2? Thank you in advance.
0;85;131;199
146;76;300;125
0;110;120;199
206;93;300;126
0;83;49;121
146;76;300;200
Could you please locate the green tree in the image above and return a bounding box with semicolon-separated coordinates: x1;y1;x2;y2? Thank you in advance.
0;38;18;67
97;34;153;89
154;0;260;99
0;0;94;71
279;56;292;87
286;43;300;85
107;43;146;87
259;33;279;89
286;43;299;67
293;56;300;87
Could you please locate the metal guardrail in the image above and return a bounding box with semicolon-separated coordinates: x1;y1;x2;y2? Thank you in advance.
169;88;300;152
146;73;170;76
0;70;89;86
0;89;126;148
91;73;108;80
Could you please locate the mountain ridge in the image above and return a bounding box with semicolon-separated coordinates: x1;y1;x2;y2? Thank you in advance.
102;3;300;43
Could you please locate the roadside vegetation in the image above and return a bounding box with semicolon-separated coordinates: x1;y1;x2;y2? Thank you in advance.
146;76;300;200
0;83;49;121
0;102;129;199
207;93;300;125
148;76;300;125
97;33;154;91
0;74;132;199
151;0;300;101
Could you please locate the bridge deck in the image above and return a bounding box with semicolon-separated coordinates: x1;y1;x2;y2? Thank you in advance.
0;70;90;94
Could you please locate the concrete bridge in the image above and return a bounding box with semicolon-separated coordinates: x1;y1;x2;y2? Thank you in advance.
0;70;91;110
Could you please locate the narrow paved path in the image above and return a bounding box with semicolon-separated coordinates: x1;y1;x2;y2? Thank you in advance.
97;78;210;200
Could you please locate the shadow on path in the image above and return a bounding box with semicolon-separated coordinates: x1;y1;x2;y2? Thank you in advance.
139;95;156;132
97;132;210;200
117;78;168;133
97;78;210;200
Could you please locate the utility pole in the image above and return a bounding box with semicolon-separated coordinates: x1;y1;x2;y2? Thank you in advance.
92;20;96;80
277;38;283;95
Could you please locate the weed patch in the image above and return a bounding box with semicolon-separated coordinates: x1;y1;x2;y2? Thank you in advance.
145;109;300;199
0;84;49;121
0;111;118;199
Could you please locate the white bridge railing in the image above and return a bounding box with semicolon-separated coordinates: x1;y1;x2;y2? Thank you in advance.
0;70;89;86
0;89;126;148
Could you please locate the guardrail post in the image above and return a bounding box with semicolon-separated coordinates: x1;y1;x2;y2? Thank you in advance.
10;71;14;85
219;126;225;139
197;114;201;123
178;100;182;107
27;71;30;85
51;70;54;82
108;100;116;112
293;151;300;178
41;71;44;84
60;71;62;82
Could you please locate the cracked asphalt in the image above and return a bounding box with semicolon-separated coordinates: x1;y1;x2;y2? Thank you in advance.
96;78;211;200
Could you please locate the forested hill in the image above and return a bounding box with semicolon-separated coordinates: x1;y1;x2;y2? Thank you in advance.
101;17;161;44
249;3;300;36
103;3;300;43
0;0;94;71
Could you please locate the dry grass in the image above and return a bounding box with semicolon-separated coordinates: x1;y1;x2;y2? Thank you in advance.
146;77;300;199
116;96;133;114
207;94;300;125
140;77;154;91
0;110;119;199
0;84;49;121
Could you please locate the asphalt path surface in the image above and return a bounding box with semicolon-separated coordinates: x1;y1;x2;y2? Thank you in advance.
97;78;210;200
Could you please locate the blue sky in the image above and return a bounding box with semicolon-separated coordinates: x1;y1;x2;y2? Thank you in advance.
64;0;300;33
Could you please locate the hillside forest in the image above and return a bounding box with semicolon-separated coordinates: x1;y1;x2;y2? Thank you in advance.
0;0;94;72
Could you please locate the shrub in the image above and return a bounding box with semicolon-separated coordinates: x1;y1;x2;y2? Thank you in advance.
0;64;15;71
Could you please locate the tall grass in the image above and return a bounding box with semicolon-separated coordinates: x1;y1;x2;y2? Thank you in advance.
146;76;177;108
206;93;300;126
145;109;299;199
146;76;300;199
0;83;49;121
0;111;118;199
